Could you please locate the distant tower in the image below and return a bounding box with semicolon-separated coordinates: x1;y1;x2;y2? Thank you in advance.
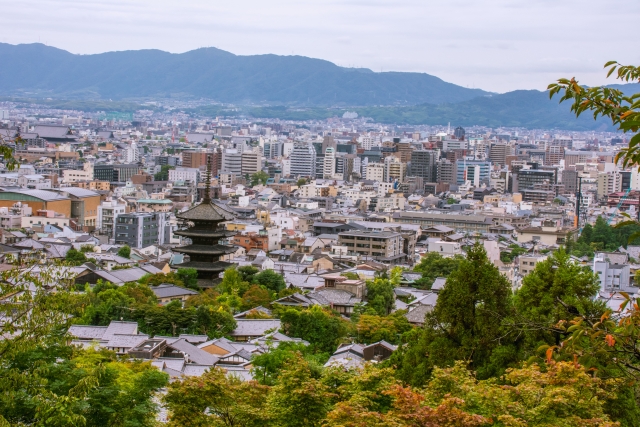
454;126;466;140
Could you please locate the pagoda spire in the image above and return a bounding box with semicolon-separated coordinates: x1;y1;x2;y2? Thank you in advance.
203;153;212;203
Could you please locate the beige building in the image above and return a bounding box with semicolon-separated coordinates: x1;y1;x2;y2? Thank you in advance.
516;221;577;246
384;156;407;183
338;230;405;263
365;163;385;181
518;253;548;276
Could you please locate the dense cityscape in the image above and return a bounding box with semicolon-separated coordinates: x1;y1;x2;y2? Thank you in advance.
1;0;639;422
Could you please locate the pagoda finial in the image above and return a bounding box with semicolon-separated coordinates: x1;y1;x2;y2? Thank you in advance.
203;153;212;204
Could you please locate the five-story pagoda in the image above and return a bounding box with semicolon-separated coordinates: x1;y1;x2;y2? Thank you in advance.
173;162;237;287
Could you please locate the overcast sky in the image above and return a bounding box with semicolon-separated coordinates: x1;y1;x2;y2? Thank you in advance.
1;0;638;93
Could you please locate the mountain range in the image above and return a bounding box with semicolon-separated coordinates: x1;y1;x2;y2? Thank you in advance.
1;43;636;130
0;43;487;105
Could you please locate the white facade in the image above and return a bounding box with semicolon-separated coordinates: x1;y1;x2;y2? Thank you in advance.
323;147;336;179
168;167;200;183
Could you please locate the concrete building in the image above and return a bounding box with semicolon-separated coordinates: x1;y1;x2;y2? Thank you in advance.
241;151;261;176
597;171;623;199
94;164;139;183
338;230;405;264
323;147;336;179
168;167;200;184
393;212;492;234
365;163;385;182
384;156;407;183
593;253;632;293
456;160;490;186
97;199;127;237
410;150;438;182
488;143;511;167
114;212;171;248
290;143;317;178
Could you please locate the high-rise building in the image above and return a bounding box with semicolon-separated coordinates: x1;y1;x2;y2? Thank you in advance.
290;143;317;178
562;168;579;195
410;150;438;182
597;171;622;199
114;212;171;248
323;147;336;179
384;156;407;183
454;126;465;140
488;143;511;167
437;159;456;184
221;149;242;175
241;151;261;176
455;160;491;185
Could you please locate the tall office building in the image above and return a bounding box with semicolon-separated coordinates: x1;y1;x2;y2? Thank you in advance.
410;150;438;182
290;143;317;178
437;159;456;184
455;160;491;185
454;126;466;140
488;143;511;167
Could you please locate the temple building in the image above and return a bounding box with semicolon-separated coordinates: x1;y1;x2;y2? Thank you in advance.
173;176;238;287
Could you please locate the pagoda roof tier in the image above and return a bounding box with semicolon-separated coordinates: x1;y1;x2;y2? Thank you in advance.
173;229;234;238
175;261;235;272
177;200;236;222
173;245;238;255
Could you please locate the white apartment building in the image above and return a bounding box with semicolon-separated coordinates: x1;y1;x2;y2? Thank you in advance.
323;147;336;179
365;163;385;181
168;167;200;183
97;198;127;237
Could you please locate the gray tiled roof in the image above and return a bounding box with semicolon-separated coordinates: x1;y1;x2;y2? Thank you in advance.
168;339;219;365
152;284;198;298
102;321;139;341
405;305;432;324
68;325;107;340
231;319;281;337
106;334;148;349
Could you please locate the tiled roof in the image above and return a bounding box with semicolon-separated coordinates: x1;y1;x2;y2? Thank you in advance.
152;284;198;298
168;339;219;365
231;319;281;337
177;200;236;221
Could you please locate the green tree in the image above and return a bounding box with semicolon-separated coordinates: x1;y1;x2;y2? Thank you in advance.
253;269;286;294
356;312;412;344
176;267;199;290
296;178;307;187
117;245;131;259
79;244;95;253
250;170;270;186
280;306;350;353
241;285;271;311
219;267;250;297
65;248;87;265
413;252;463;289
267;354;331;427
164;367;269;427
513;248;602;355
366;276;396;316
393;243;515;385
237;265;260;283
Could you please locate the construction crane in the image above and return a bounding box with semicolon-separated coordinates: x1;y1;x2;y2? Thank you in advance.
607;188;632;225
